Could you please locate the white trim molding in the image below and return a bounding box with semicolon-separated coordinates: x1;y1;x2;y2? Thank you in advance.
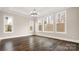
0;34;33;40
55;10;67;34
36;34;79;43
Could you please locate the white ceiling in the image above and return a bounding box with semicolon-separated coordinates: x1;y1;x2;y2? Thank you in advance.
0;7;69;16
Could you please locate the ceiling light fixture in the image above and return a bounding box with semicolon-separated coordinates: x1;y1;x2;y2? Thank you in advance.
30;8;38;17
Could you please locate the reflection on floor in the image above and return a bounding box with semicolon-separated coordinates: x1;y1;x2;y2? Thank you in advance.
0;35;79;51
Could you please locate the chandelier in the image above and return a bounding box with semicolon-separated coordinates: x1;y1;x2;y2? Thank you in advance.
30;8;38;17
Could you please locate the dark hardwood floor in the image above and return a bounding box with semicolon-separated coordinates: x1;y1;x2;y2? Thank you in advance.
0;35;79;51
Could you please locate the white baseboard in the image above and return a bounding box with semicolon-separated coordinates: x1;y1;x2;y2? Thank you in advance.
0;34;33;40
36;34;79;43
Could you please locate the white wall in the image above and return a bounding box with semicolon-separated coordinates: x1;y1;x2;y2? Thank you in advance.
35;8;79;43
0;11;33;39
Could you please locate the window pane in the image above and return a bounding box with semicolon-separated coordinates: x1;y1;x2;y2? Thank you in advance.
39;24;42;31
4;16;13;32
44;24;53;31
30;26;32;31
56;11;66;32
57;23;65;32
38;20;43;32
29;21;34;32
44;16;54;32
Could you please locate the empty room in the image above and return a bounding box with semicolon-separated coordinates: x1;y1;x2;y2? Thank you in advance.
0;7;79;51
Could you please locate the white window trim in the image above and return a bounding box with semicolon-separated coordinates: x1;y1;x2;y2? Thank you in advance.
29;20;34;32
43;16;54;33
55;10;67;34
37;19;43;32
3;15;14;33
38;24;43;32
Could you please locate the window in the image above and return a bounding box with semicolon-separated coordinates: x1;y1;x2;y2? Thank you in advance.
38;19;43;32
43;16;54;32
55;11;66;33
4;16;13;33
29;20;34;32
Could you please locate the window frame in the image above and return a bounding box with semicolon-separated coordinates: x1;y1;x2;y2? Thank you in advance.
37;19;43;32
55;10;67;34
3;15;13;33
43;16;54;33
28;20;34;32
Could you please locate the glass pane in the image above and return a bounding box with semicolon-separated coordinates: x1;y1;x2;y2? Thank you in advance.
4;16;13;32
56;11;66;32
30;26;32;31
44;24;53;31
38;20;43;32
29;20;34;32
39;25;42;31
44;16;53;32
57;23;65;32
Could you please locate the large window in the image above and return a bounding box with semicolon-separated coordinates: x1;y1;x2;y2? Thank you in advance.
38;19;43;32
4;16;13;33
36;10;66;33
29;20;34;32
55;11;66;33
43;16;54;32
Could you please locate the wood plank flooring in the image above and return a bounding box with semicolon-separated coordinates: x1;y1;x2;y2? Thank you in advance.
0;35;79;51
